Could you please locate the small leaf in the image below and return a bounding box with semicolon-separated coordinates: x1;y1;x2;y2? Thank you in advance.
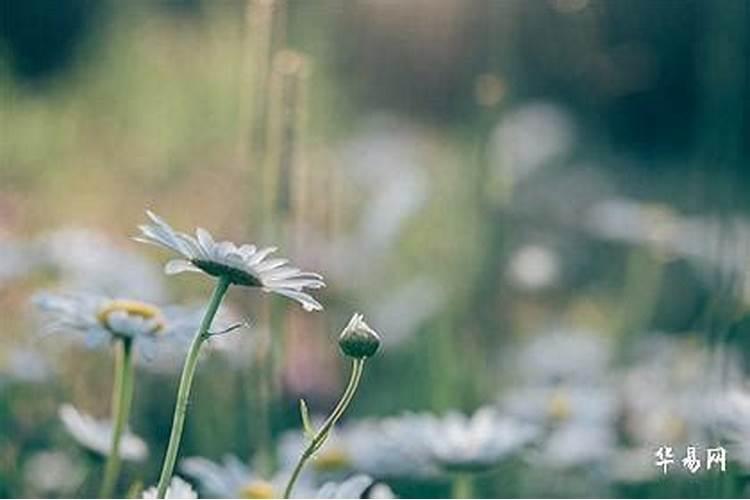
299;399;315;439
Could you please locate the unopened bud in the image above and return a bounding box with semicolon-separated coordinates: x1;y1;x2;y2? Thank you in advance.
338;313;381;359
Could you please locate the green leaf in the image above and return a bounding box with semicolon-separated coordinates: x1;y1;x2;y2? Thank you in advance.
299;398;315;439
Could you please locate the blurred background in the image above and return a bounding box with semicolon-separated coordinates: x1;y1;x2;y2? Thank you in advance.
1;0;749;498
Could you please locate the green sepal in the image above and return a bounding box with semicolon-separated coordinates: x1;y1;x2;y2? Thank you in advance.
299;399;315;439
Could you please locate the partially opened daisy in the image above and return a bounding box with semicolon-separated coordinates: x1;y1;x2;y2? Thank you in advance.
135;210;325;311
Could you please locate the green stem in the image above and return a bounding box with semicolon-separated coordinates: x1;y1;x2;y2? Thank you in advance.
156;276;231;498
451;473;474;499
99;337;135;498
283;358;365;499
255;304;275;476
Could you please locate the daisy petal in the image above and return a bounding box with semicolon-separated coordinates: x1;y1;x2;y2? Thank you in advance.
165;259;201;275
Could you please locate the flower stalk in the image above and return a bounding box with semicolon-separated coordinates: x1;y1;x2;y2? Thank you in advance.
451;473;475;499
99;337;135;498
283;357;365;499
155;276;231;498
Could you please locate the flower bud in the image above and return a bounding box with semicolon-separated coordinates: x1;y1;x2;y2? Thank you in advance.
338;313;381;359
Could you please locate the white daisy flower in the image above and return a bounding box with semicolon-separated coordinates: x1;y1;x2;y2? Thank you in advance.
336;409;537;477
503;384;618;427
423;407;539;473
142;476;198;499
180;454;312;499
499;330;619;470
33;292;201;358
135;211;325;311
279;417;435;482
58;404;148;461
619;336;721;448
336;415;440;480
181;454;392;499
503;384;618;470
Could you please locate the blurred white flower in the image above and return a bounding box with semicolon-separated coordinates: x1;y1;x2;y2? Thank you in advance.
59;404;148;461
340;415;441;480
536;422;616;469
585;198;750;306
500;330;618;469
367;482;397;499
315;474;396;499
585;198;680;250
358;169;428;253
610;446;664;484
503;384;618;470
503;385;617;426
1;348;53;383
507;244;561;292
489;102;574;184
370;278;444;346
425;407;539;472
340;409;537;477
278;425;361;486
135;211;325;311
34;292;201;359
23;450;85;495
281;416;437;481
619;336;735;451
710;388;750;469
38;228;167;302
336;116;432;265
512;330;613;384
142;476;197;499
180;454;382;499
0;237;38;286
181;455;295;498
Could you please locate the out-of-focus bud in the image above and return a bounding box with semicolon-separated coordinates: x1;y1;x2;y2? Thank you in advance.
338;313;381;359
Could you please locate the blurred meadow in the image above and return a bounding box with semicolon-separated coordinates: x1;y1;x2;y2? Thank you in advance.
1;0;749;498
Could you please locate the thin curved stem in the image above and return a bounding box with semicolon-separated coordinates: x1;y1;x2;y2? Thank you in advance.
283;358;365;499
156;276;231;498
99;337;135;498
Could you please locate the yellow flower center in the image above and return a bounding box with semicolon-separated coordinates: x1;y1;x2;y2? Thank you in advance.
547;390;572;421
313;447;351;472
238;481;276;499
97;299;165;335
